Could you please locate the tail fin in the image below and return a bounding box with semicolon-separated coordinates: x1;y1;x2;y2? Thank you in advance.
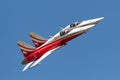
17;41;36;57
29;32;47;47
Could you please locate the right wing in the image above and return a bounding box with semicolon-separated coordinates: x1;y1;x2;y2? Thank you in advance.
29;32;47;47
17;41;36;57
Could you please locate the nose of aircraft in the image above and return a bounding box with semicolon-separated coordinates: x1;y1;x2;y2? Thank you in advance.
90;17;104;23
80;17;104;31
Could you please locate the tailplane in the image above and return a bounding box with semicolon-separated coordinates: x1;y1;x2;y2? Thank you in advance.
29;32;47;47
17;41;36;57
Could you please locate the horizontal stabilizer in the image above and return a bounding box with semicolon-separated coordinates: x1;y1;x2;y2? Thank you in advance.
17;41;36;57
29;32;47;47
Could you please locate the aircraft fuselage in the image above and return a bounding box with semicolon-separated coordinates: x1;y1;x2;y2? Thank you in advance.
18;17;104;71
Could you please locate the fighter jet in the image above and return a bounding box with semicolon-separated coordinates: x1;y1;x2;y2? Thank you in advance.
17;17;104;71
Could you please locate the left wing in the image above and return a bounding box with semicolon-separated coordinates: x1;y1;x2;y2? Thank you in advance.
22;61;34;72
30;46;61;68
22;46;61;71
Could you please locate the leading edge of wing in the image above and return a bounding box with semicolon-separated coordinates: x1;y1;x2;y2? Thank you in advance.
22;61;34;72
30;46;61;68
22;46;61;72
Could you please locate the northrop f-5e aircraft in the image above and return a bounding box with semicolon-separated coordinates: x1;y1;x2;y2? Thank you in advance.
17;17;104;71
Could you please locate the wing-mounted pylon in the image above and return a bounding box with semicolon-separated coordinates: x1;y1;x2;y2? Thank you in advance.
29;32;47;47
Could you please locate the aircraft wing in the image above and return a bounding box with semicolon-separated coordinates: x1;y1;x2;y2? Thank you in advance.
22;46;61;71
22;61;34;72
30;46;61;68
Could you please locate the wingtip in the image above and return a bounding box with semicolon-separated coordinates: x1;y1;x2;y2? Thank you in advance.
22;68;26;72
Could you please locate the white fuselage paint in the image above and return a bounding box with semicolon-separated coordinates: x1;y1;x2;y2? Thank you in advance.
22;17;104;71
39;17;104;48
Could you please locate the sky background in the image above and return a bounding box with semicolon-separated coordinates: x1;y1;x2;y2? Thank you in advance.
0;0;120;80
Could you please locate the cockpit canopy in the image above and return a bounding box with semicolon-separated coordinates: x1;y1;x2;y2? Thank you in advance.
70;22;79;28
60;29;70;36
60;22;80;36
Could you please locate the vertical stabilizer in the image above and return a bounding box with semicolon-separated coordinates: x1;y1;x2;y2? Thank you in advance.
17;41;35;57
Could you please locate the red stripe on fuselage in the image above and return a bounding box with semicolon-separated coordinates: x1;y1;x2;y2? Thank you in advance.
26;39;62;62
25;32;84;63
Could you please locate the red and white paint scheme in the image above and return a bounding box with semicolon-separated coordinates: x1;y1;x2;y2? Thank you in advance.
17;17;104;71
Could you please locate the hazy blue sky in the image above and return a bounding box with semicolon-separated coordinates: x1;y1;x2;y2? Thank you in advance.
1;0;120;80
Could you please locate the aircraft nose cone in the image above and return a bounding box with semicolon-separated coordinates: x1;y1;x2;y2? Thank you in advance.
92;17;104;23
80;17;104;31
99;17;104;20
96;17;104;21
